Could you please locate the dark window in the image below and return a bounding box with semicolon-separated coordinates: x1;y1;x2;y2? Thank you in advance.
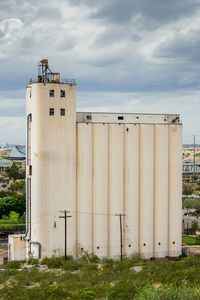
30;91;32;98
118;116;124;120
29;165;32;175
60;108;65;116
86;115;92;120
60;90;65;97
49;108;54;116
28;113;32;122
49;89;55;97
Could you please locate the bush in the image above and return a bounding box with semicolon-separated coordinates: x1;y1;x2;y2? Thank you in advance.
135;286;200;300
28;258;39;265
41;257;64;268
79;250;99;263
76;288;96;299
6;260;22;269
41;256;74;268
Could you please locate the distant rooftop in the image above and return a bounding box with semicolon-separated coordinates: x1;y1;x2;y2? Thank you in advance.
8;146;26;160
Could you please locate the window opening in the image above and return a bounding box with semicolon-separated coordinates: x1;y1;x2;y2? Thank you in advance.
49;89;55;97
60;108;65;116
29;165;32;175
60;90;65;97
86;115;92;120
49;108;54;116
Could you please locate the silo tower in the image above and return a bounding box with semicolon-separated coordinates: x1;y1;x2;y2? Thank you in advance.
25;59;76;258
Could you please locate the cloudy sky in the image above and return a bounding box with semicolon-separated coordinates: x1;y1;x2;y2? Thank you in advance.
0;0;200;144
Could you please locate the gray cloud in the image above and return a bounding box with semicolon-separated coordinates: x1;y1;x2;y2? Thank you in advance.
69;0;200;26
0;0;200;143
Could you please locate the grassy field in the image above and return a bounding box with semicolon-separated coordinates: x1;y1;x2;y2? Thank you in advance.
182;235;199;245
0;255;200;299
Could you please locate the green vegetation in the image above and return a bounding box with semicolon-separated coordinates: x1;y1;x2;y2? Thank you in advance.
183;184;194;195
182;235;199;245
183;199;200;209
5;162;25;180
1;255;200;299
0;150;9;159
0;213;25;231
0;180;25;231
0;194;25;219
182;183;200;197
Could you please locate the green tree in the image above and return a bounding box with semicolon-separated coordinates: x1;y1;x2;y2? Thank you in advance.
9;180;25;194
0;194;25;218
5;162;25;180
183;184;194;195
192;220;199;234
9;211;20;221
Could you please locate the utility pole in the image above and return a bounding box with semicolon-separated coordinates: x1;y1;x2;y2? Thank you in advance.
59;210;72;260
193;135;196;182
115;213;126;261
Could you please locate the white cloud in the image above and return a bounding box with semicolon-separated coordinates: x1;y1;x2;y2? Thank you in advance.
0;117;25;144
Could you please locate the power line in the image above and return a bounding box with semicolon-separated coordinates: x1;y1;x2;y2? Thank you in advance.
31;210;123;219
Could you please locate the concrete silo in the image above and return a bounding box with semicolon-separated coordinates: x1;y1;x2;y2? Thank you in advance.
24;60;182;260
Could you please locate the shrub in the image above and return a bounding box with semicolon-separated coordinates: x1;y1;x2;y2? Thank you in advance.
40;257;64;268
27;258;39;265
135;286;200;300
6;260;22;269
76;288;96;299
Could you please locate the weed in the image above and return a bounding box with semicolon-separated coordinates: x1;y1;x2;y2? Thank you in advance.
6;260;22;269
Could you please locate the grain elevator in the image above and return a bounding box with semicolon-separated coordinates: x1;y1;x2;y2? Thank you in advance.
25;59;182;260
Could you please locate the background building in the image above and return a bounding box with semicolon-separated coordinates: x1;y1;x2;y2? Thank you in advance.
25;60;182;259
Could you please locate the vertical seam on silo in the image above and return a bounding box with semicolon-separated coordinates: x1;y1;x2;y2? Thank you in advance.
138;124;141;256
153;125;156;258
75;123;78;257
91;124;94;254
166;124;169;257
123;124;125;257
108;124;110;257
168;124;170;256
47;86;50;256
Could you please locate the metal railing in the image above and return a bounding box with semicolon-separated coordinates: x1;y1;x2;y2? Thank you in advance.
28;78;76;85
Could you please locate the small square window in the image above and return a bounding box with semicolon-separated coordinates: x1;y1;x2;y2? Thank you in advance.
86;115;92;120
118;116;124;120
49;89;55;97
49;108;54;116
60;90;65;97
60;108;65;116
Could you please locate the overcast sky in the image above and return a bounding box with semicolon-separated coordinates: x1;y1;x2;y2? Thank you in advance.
0;0;200;144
